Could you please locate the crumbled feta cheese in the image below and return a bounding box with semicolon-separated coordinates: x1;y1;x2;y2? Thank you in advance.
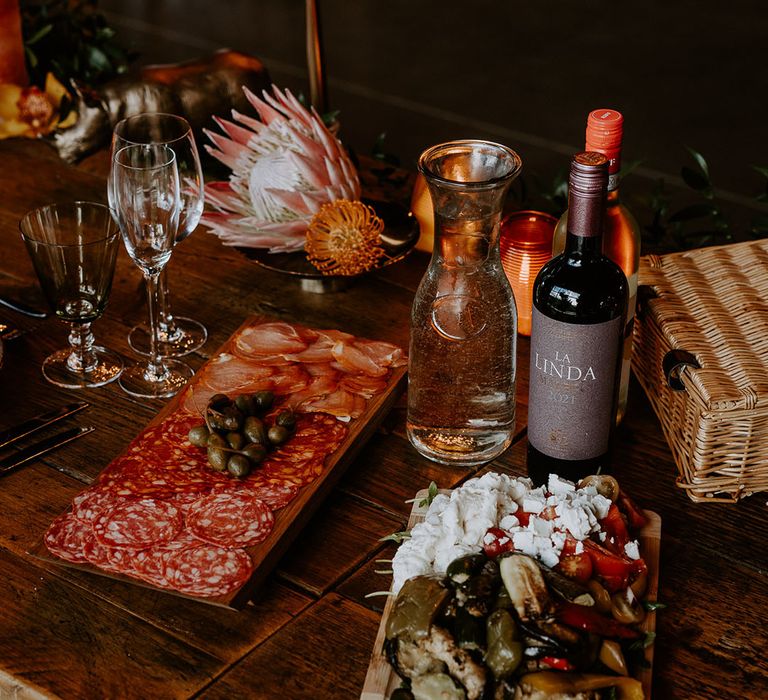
390;472;641;593
624;540;640;560
548;474;577;496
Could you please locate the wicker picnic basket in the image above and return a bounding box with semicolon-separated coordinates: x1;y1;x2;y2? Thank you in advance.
633;238;768;503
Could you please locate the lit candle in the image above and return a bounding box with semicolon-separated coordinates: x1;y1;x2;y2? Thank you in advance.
499;211;557;336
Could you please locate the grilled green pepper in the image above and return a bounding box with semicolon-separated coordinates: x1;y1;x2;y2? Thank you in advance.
484;609;522;679
386;576;450;641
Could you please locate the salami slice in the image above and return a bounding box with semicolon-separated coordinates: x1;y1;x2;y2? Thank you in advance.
71;487;125;523
44;513;90;563
164;544;253;597
187;492;274;547
94;498;182;549
214;480;299;510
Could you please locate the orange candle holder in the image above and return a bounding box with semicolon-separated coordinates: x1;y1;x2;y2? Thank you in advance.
499;210;556;336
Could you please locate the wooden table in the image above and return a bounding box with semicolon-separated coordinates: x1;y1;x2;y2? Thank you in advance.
0;139;766;699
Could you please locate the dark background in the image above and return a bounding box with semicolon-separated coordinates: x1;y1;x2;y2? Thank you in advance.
101;0;768;240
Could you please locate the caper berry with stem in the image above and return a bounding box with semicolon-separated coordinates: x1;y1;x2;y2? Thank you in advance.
244;415;268;445
268;425;290;445
226;431;246;450
208;393;230;410
275;409;296;431
252;390;274;412
227;453;252;478
188;424;210;448
235;393;257;416
241;443;268;465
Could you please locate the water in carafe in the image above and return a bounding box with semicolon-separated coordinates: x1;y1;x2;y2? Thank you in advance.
407;140;522;466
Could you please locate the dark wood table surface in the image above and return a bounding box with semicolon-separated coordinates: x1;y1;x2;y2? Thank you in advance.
0;138;766;700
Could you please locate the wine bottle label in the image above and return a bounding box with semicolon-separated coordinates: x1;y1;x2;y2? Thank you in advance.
528;308;622;460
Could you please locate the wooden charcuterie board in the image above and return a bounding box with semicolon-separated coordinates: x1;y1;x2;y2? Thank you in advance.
361;491;661;699
30;316;407;609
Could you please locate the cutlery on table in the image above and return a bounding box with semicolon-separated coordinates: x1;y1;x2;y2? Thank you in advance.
0;295;49;319
0;426;95;476
0;401;89;450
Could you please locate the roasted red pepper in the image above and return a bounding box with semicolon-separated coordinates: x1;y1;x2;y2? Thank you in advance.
556;601;640;640
599;503;631;552
583;540;633;592
540;656;577;672
617;492;647;531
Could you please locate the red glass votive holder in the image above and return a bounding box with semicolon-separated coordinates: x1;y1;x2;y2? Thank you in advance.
499;210;557;336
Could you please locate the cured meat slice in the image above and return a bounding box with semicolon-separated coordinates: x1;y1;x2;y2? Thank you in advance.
44;513;90;564
94;499;182;549
331;340;388;377
354;339;407;368
283;331;345;363
71;487;125;523
267;363;311;395
235;322;317;358
187;492;274;547
339;373;390;399
283;370;340;411
164;544;253;597
299;388;367;418
214;480;299;510
201;353;276;393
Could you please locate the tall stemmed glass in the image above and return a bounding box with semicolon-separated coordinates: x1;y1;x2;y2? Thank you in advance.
110;113;206;357
109;144;194;398
19;202;123;388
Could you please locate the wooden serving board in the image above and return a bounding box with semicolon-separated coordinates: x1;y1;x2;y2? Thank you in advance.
361;491;661;700
30;316;407;609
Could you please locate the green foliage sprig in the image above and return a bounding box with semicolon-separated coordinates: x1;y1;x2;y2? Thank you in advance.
21;0;134;88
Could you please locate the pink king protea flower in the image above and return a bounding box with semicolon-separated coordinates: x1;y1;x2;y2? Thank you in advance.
201;86;361;253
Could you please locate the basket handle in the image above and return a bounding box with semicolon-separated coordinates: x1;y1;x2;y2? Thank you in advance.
662;350;700;391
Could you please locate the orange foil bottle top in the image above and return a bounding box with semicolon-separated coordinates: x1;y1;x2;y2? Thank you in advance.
586;109;624;187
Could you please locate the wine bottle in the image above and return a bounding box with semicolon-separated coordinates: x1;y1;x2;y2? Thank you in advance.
552;109;640;424
527;152;628;484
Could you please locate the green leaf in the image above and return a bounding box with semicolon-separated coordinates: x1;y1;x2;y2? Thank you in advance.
668;203;716;223
25;23;53;46
751;165;768;179
418;482;439;508
379;530;411;544
643;600;667;611
686;146;710;178
86;45;112;73
681;166;710;192
628;631;656;651
619;158;644;179
24;45;38;69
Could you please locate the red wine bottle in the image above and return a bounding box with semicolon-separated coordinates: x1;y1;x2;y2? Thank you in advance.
527;152;628;484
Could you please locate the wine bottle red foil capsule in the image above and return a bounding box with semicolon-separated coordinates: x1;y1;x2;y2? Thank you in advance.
586;109;623;190
568;152;609;239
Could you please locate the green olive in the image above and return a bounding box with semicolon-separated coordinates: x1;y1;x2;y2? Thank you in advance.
188;424;210;448
227;453;252;478
252;390;275;413
226;431;246;450
235;393;257;416
268;424;290;446
208;393;230;410
578;475;621;502
275;409;296;431
207;446;228;472
241;443;268;465
244;415;268;445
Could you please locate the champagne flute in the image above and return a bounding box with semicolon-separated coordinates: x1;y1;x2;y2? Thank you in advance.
19;202;123;389
110;113;207;357
109;144;194;398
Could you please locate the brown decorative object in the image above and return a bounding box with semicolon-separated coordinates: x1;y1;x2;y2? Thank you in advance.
634;239;768;502
0;0;27;86
305;200;386;276
52;49;271;162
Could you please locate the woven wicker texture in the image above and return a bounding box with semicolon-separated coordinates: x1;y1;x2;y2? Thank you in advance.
634;239;768;503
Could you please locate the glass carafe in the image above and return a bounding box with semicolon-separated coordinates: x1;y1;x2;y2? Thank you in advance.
407;140;522;466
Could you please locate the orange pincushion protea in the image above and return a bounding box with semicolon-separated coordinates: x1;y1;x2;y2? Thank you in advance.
305;200;386;276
